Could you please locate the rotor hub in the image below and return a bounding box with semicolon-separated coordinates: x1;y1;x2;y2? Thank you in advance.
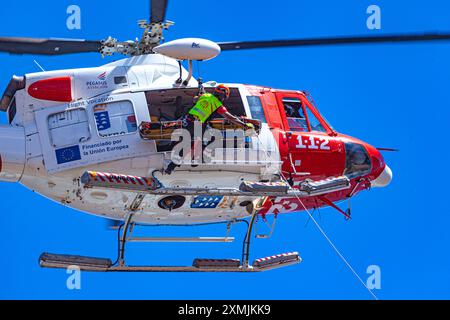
100;20;175;57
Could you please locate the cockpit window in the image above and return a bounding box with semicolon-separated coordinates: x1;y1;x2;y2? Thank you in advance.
283;98;308;132
344;142;372;178
305;106;327;133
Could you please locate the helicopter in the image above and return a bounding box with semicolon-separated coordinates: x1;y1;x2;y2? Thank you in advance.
0;0;447;273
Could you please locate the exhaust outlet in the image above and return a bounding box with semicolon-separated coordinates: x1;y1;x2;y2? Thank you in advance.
0;125;25;182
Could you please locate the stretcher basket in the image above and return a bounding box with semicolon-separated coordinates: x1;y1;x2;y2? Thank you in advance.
139;118;261;141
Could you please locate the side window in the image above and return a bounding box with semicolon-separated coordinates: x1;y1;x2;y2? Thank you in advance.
94;100;137;138
48;108;90;148
282;98;308;132
247;96;267;123
305;106;327;133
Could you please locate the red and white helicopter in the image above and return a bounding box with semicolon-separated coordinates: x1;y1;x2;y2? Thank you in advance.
0;0;446;272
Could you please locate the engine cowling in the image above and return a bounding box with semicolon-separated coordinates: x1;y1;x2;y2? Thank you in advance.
0;125;25;182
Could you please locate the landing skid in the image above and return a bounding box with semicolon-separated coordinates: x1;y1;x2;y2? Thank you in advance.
39;253;300;272
39;201;301;273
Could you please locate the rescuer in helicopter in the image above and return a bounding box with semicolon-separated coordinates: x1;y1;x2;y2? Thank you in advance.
284;101;308;132
164;84;254;175
284;102;302;118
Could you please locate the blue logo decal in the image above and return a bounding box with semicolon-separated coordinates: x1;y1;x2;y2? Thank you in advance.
55;145;81;164
94;111;111;131
191;196;223;209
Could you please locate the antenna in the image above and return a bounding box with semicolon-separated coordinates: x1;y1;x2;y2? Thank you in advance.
33;59;45;72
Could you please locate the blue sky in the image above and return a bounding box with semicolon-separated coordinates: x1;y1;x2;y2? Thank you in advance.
1;0;449;299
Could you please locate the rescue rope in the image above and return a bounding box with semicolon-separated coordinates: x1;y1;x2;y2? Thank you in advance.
280;172;378;300
254;133;379;300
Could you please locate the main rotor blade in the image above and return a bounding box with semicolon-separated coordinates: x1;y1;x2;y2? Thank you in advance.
150;0;168;23
0;37;102;55
218;33;450;51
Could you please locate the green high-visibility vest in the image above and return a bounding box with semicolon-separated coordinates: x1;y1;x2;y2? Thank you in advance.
188;93;223;123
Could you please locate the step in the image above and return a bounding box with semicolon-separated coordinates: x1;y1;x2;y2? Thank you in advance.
39;253;112;271
252;252;301;270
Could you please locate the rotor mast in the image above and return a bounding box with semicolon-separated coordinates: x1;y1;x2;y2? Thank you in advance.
100;20;174;57
100;0;174;56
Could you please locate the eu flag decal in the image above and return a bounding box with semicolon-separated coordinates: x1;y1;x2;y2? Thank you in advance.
55;145;82;164
191;196;223;209
94;111;111;131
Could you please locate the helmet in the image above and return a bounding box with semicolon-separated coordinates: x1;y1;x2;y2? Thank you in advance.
214;84;231;101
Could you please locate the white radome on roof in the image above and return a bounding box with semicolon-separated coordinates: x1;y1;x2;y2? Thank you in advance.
153;38;221;61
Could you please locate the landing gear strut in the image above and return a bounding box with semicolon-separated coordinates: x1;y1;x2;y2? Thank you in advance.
242;210;258;270
39;208;301;272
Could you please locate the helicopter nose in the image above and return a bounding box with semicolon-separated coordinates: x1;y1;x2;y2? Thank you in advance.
0;124;25;182
364;143;393;188
371;164;393;187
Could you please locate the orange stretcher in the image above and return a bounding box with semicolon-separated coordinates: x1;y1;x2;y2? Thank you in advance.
139;118;261;141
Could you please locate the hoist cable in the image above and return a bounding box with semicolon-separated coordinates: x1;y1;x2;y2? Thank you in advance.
253;133;378;300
